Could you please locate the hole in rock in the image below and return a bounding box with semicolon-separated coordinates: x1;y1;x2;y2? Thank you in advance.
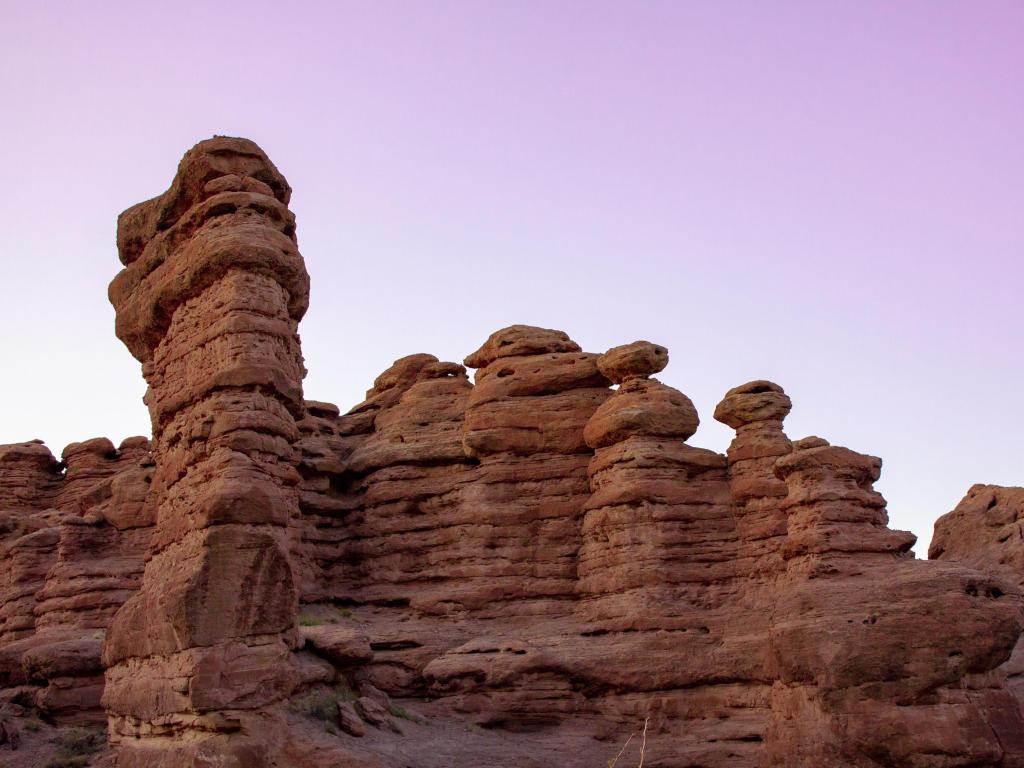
371;640;422;651
207;202;238;217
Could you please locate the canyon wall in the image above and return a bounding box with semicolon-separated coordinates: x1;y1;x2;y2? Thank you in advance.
1;138;1023;768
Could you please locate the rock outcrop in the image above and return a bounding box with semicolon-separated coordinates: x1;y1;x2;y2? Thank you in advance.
1;137;1022;768
0;437;152;734
931;485;1024;721
103;137;308;767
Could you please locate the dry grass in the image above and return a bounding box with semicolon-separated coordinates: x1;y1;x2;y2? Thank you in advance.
608;717;649;768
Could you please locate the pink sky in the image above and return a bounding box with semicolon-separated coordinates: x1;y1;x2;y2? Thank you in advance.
1;1;1021;554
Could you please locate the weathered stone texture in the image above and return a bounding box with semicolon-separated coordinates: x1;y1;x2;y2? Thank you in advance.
102;136;308;766
931;485;1024;723
0;436;153;728
1;139;1021;768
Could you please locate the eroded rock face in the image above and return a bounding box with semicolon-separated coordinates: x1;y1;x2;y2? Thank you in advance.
578;345;733;624
931;485;1024;719
1;138;1022;768
765;439;1021;766
0;437;153;729
102;136;308;767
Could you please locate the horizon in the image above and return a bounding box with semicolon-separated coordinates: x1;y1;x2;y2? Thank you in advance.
2;1;1022;556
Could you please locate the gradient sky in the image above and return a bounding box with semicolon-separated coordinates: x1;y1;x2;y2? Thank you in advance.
1;1;1021;555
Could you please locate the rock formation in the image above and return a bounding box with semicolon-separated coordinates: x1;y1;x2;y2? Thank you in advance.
1;137;1022;768
102;137;308;767
932;485;1024;721
0;437;152;735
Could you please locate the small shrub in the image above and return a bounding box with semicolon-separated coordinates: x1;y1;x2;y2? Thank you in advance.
298;615;324;627
336;682;357;703
291;689;336;721
46;726;104;768
389;704;413;721
290;683;357;725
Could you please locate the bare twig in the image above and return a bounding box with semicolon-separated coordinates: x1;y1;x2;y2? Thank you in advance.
607;731;635;768
638;717;649;768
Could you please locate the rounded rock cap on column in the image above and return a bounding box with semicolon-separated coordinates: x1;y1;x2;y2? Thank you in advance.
584;379;699;449
61;437;118;463
117;136;292;266
464;325;581;369
372;354;441;393
714;380;792;429
597;341;668;384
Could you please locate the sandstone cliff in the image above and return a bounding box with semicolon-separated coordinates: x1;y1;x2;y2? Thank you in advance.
1;138;1022;768
931;485;1024;728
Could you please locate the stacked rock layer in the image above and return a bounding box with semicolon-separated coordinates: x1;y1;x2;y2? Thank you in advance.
102;137;309;767
0;138;1022;768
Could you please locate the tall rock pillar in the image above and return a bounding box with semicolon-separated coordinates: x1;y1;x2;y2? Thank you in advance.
103;138;309;766
713;380;793;581
578;341;736;626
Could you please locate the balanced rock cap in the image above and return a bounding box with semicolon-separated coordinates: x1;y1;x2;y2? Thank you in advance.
713;380;792;429
464;325;581;369
597;341;668;384
583;378;699;449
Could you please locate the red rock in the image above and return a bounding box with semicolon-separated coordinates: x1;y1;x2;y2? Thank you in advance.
0;432;154;727
337;700;366;736
579;346;732;625
583;377;699;449
102;136;308;765
301;625;373;667
714;381;793;578
355;696;392;729
2;138;1022;768
0;441;61;511
930;484;1024;574
0;714;19;747
595;340;668;384
462;325;580;368
931;484;1024;716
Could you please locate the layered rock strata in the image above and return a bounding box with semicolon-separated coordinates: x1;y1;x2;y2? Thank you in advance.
0;137;1022;768
765;438;1023;766
0;437;153;729
578;341;736;623
102;137;308;766
932;485;1024;717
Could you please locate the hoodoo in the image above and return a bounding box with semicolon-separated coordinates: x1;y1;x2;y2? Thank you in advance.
1;138;1023;768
